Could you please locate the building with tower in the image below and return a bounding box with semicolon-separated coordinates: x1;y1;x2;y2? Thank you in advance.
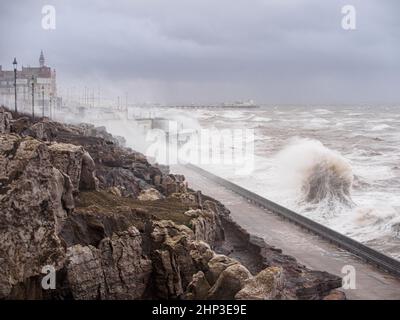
0;50;60;114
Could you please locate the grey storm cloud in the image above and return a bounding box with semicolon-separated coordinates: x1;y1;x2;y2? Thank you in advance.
1;0;400;104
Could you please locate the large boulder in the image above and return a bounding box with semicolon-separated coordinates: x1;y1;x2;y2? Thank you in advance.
206;254;238;284
0;135;72;298
66;226;152;300
185;209;224;246
235;267;284;300
151;220;197;299
48;143;97;192
150;219;250;300
207;264;252;300
48;143;85;191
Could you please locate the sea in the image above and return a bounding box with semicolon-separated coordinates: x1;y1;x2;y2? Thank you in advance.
95;105;400;260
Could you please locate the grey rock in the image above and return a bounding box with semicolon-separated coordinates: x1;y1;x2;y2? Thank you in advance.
207;264;252;300
66;226;152;300
0;135;69;298
235;266;284;300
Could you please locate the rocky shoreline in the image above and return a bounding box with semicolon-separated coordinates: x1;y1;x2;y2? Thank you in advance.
0;107;344;300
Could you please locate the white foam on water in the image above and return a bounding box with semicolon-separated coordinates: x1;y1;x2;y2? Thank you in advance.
251;116;272;122
313;108;334;115
307;118;331;128
371;124;394;131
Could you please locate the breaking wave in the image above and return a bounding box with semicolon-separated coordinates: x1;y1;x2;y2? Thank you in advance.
274;138;354;213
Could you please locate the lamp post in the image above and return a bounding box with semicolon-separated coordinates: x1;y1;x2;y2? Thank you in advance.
49;93;53;120
41;85;45;117
31;76;35;121
13;58;17;113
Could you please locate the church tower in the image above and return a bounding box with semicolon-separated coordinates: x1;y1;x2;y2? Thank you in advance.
39;50;45;67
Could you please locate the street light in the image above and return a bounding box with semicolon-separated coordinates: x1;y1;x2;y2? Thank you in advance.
31;75;35;121
49;92;54;120
42;85;45;117
13;58;17;113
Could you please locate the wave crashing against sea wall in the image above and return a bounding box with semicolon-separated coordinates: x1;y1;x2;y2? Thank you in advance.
275;138;354;209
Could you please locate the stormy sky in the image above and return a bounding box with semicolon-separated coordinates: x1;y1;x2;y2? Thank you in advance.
1;0;399;105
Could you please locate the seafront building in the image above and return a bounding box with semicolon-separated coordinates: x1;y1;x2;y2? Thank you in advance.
0;51;61;113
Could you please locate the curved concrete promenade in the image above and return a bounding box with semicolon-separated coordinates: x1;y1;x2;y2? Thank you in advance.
173;165;400;300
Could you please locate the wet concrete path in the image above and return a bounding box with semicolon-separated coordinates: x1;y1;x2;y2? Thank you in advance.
173;165;400;300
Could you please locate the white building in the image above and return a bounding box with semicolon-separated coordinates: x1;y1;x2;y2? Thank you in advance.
0;51;60;115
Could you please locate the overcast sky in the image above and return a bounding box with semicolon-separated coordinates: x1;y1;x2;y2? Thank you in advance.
1;0;399;105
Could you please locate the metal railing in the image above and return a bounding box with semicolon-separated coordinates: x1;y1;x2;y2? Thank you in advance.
185;163;400;277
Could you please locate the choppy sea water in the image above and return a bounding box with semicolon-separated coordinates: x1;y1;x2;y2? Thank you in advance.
157;105;400;260
100;105;400;260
